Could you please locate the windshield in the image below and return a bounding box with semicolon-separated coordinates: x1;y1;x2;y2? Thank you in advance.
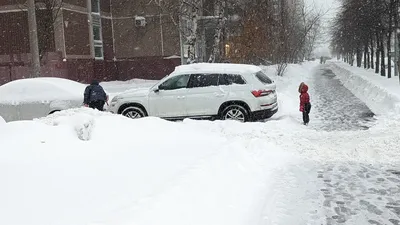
151;73;172;89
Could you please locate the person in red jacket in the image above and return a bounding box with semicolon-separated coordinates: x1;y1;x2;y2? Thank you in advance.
298;82;311;125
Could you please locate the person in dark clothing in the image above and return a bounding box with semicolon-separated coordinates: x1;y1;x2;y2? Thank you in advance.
298;82;311;125
83;80;108;111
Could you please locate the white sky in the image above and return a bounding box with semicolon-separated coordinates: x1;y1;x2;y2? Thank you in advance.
304;0;340;56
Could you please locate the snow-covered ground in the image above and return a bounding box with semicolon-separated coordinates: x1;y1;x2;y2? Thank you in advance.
1;61;399;225
327;61;400;116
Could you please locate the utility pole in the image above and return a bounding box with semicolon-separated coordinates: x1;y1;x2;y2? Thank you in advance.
27;0;41;78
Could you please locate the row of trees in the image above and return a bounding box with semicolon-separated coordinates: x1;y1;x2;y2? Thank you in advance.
158;0;324;75
331;0;400;78
231;0;323;75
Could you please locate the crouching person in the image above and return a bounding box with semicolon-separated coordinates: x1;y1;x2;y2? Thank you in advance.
84;80;108;111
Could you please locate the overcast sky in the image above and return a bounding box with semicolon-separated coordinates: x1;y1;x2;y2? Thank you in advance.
304;0;340;56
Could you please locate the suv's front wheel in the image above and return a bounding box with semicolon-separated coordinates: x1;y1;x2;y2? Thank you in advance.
121;106;146;119
221;105;249;122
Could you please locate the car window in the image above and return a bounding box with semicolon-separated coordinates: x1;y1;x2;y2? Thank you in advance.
219;74;246;85
159;75;190;90
188;74;219;88
255;71;273;84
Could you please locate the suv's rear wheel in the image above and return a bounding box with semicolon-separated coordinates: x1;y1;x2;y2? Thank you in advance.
221;105;249;122
121;106;146;119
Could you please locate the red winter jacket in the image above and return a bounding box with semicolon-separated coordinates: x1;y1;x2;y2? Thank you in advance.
299;84;310;112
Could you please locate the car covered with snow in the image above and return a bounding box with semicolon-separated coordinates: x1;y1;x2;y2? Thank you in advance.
108;63;278;122
0;77;86;122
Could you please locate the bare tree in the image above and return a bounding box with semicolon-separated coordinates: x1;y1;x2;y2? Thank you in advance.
20;0;64;62
27;0;41;77
208;0;227;63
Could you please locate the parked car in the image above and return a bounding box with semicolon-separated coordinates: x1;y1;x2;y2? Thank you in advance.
108;63;278;122
0;77;85;122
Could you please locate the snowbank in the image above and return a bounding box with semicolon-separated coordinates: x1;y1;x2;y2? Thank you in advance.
0;115;5;124
0;109;294;225
327;61;400;116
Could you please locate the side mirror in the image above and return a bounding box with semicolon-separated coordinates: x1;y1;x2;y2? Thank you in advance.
154;86;161;93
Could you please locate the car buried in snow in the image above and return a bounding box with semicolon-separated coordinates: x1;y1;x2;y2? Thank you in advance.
108;63;278;122
0;77;86;122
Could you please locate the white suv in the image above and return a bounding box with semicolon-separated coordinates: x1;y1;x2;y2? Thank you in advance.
108;63;278;122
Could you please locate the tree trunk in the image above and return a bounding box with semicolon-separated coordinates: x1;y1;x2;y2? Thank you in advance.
367;47;370;69
28;0;41;77
208;0;226;63
387;0;393;78
376;33;380;74
364;44;368;68
395;0;400;76
350;52;354;66
380;36;386;77
357;46;362;67
371;38;374;70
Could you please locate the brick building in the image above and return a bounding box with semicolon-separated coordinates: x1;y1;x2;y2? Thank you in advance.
0;0;182;85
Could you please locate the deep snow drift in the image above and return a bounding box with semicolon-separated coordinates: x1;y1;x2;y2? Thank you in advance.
1;61;399;225
0;108;299;225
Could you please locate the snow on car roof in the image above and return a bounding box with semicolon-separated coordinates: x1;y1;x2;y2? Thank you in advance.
173;63;262;75
0;77;85;103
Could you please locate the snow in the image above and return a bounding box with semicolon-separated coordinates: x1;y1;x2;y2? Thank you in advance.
173;63;262;75
327;61;400;116
1;61;400;225
0;115;5;124
0;77;85;104
0;108;296;225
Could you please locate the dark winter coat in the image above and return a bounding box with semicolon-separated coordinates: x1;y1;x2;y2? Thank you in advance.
299;83;310;112
84;80;107;104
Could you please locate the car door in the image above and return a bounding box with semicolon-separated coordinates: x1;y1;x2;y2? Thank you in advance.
185;74;228;117
0;102;19;122
148;74;190;118
18;101;51;120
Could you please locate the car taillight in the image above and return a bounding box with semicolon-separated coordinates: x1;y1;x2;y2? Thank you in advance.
251;90;274;97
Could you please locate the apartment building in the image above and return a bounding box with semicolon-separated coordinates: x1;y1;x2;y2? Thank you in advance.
0;0;181;85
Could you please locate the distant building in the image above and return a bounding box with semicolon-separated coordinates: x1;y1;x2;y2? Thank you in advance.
0;0;181;85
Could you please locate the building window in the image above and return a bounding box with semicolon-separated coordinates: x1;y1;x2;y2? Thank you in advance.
225;44;231;57
94;45;104;58
93;25;101;41
91;1;103;60
92;0;100;14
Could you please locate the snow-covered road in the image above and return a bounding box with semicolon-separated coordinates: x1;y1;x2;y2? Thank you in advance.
279;63;400;225
1;61;399;225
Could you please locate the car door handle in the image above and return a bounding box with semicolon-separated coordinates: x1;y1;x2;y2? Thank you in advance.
177;96;186;99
